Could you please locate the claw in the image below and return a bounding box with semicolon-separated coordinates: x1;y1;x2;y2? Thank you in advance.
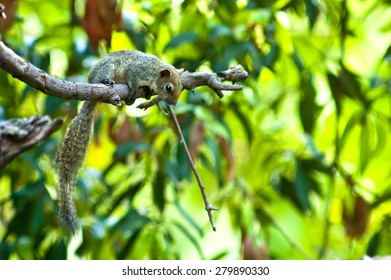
157;103;169;116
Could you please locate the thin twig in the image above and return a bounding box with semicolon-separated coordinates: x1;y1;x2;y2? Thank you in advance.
167;105;218;231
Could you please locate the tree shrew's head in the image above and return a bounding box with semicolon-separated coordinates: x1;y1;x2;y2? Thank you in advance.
157;68;184;106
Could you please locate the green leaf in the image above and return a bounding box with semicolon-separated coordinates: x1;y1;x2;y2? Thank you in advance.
153;167;166;213
117;229;143;259
106;180;144;216
292;50;305;72
229;101;254;143
175;201;203;237
113;142;151;159
45;240;67;260
209;24;233;41
299;75;321;134
44;96;65;115
373;120;387;155
360;123;370;174
264;43;280;70
210;251;230;260
111;208;151;237
300;158;331;176
31;199;45;234
366;231;380;257
293;161;311;212
372;188;391;209
271;159;321;212
304;0;319;28
340;67;366;104
246;41;263;77
172;222;205;259
204;136;223;186
303;134;326;163
328;73;343;116
176;144;192;181
340;112;362;149
164;31;199;51
123;21;147;52
0;241;11;260
272;174;311;212
329;67;366;106
12;181;45;201
15;236;34;260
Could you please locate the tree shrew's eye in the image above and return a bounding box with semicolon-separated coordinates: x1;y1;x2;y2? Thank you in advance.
164;83;173;93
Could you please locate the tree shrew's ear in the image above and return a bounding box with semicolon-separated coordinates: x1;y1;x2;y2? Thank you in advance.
160;69;171;78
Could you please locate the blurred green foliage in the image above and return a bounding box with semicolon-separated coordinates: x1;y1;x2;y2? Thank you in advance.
1;0;391;260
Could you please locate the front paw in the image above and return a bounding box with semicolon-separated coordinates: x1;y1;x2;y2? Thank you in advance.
125;90;137;105
137;96;162;110
101;79;115;85
145;87;154;100
137;101;153;110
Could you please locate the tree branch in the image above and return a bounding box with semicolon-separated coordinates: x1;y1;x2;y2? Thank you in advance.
0;41;124;105
0;41;248;105
0;115;63;169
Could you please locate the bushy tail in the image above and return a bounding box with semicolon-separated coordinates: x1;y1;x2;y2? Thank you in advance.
55;101;96;234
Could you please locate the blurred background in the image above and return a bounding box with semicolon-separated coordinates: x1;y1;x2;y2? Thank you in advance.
0;0;390;260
